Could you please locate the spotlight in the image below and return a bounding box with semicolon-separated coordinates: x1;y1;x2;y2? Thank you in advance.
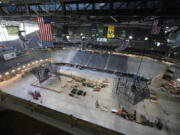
167;39;170;43
23;65;26;68
157;42;161;47
80;33;83;36
129;35;133;39
40;59;43;62
5;72;9;75
66;35;70;40
17;67;21;71
144;37;148;40
11;70;15;73
27;64;31;67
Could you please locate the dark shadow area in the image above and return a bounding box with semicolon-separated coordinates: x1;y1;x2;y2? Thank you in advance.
0;110;72;135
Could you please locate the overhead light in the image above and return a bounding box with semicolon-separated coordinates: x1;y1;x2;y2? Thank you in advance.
11;70;15;73
80;33;83;36
66;35;70;39
40;59;43;62
144;37;148;40
0;75;2;78
157;42;161;47
166;26;169;29
129;35;133;39
99;3;105;6
5;72;9;75
17;67;21;71
23;65;26;68
167;39;170;43
27;64;31;66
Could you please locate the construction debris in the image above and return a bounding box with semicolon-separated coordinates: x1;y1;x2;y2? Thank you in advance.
111;107;163;130
28;90;41;100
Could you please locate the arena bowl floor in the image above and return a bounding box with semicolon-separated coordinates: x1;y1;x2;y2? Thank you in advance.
0;49;180;135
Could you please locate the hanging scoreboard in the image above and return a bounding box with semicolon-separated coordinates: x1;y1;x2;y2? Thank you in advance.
107;25;115;38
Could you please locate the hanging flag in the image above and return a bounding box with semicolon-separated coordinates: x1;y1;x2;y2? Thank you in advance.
37;17;53;41
107;25;115;38
151;19;161;35
6;26;19;36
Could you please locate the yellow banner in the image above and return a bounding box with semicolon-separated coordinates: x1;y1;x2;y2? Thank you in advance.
107;25;115;38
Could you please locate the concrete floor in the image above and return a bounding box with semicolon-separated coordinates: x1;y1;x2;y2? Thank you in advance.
1;66;178;135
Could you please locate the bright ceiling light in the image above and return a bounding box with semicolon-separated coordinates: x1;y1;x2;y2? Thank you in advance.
144;37;148;40
167;39;170;43
80;33;83;36
157;42;161;47
0;75;2;78
129;35;133;39
66;35;70;39
5;72;9;75
11;70;15;73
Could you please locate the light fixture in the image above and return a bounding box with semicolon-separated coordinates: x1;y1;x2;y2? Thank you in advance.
144;37;148;40
66;35;70;39
157;42;161;47
27;64;31;66
17;67;21;71
167;39;170;43
80;33;83;36
40;59;43;62
11;70;15;73
0;75;2;78
5;72;9;75
23;65;26;68
129;35;133;39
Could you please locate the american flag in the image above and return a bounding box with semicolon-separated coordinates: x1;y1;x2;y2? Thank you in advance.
37;17;53;41
151;19;161;35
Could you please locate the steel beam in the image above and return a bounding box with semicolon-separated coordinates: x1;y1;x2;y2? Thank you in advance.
0;0;179;17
